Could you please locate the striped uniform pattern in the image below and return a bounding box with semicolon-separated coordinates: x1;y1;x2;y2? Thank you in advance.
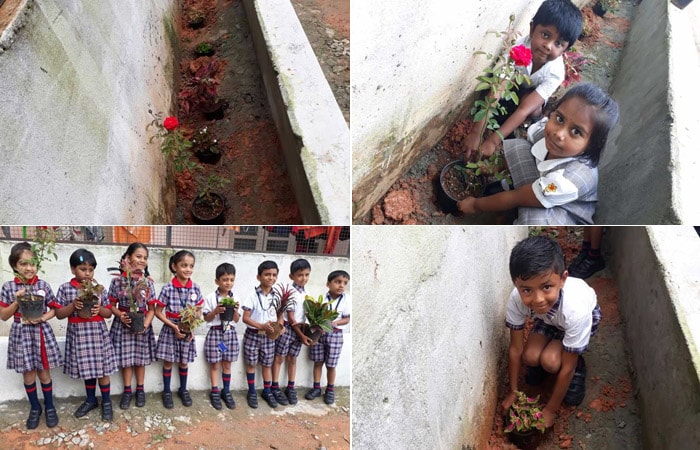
0;280;64;372
154;280;203;364
504;138;598;225
242;328;275;366
532;304;603;342
309;330;344;368
108;277;157;367
203;326;240;363
287;326;304;358
56;280;117;379
273;323;293;356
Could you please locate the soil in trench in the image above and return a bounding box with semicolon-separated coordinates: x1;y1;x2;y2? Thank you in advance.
487;227;641;450
362;1;636;225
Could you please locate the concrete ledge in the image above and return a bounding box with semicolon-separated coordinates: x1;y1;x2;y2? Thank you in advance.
0;0;30;52
0;334;350;402
609;226;700;448
242;0;350;225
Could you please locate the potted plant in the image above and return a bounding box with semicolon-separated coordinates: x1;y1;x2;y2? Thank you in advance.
218;296;238;322
178;58;227;119
16;228;59;321
76;279;105;319
593;0;619;17
264;283;297;340
562;49;589;88
191;127;222;164
147;110;200;174
109;261;151;333
301;295;339;345
187;8;206;29
437;16;530;212
504;391;546;449
194;42;215;57
191;174;230;224
178;304;204;338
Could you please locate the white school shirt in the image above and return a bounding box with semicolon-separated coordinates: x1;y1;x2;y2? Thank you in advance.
284;282;307;324
241;286;276;330
202;289;239;328
326;292;351;331
514;35;565;103
505;276;597;353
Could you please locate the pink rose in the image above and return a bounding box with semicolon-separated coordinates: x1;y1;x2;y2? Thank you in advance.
163;116;179;131
509;44;532;67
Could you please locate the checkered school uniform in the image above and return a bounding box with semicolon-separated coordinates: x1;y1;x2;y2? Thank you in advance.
309;292;351;368
505;277;602;354
203;289;240;364
503;119;598;225
108;274;157;368
275;282;306;358
241;286;277;367
0;278;64;373
56;279;117;379
154;278;204;364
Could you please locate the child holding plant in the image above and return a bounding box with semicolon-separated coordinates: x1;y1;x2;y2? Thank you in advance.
502;235;601;429
202;262;241;410
241;260;281;409
305;270;351;405
108;243;157;410
55;249;117;421
270;258;314;406
154;250;205;409
458;83;619;224
463;0;583;161
0;242;63;430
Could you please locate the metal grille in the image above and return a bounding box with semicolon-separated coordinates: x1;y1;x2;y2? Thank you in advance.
0;226;350;257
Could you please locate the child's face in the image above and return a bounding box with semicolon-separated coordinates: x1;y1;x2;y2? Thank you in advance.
544;97;594;159
216;273;235;294
514;270;567;315
127;248;148;273
172;255;195;281
14;250;37;280
529;23;568;66
327;276;349;298
257;268;278;289
71;263;95;283
289;268;311;287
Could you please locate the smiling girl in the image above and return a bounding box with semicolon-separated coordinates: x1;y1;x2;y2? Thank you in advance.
458;83;619;224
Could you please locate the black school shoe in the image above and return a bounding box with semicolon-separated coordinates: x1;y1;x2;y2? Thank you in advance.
222;390;236;409
162;391;174;409
135;390;146;407
568;253;606;279
525;365;547;386
261;390;278;408
272;388;289;405
101;401;113;421
324;389;335;405
178;389;193;407
74;400;98;418
305;387;322;400
210;391;222;410
119;392;132;410
247;391;258;408
45;408;59;428
564;356;587;406
26;407;42;430
285;387;298;405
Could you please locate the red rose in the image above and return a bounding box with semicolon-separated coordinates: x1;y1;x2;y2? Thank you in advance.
509;44;532;67
163;116;179;131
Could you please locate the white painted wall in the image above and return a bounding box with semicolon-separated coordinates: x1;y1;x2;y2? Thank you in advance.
0;0;178;223
0;242;351;401
352;226;527;450
351;0;587;220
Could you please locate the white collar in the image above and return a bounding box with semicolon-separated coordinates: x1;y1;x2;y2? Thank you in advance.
531;138;576;171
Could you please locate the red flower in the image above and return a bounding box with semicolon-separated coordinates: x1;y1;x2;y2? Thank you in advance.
509;44;532;67
163;116;179;131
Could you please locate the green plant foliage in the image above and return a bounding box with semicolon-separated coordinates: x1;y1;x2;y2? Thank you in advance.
303;295;339;333
504;391;546;434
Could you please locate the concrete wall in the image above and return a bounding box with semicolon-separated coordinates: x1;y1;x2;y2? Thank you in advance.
0;241;351;401
0;0;178;223
609;226;700;448
351;0;587;221
243;0;351;225
597;0;700;224
352;226;527;450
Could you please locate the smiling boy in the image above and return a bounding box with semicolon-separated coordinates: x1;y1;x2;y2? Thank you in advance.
464;0;583;160
501;236;601;428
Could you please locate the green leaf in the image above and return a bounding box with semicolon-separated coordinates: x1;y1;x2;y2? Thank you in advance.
515;74;524;85
475;82;490;91
475;168;482;175
495;130;504;141
473;109;487;122
476;75;492;83
511;91;520;105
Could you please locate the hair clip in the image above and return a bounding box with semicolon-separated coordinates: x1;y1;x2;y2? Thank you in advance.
79;255;84;262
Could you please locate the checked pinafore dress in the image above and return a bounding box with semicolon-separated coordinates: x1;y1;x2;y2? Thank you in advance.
155;278;204;364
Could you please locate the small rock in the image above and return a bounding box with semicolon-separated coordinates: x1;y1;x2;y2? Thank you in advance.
79;438;89;447
617;420;626;429
313;435;320;440
72;437;81;445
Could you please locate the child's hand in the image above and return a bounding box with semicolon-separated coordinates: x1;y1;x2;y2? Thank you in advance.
463;130;483;161
173;326;186;340
500;391;518;413
73;299;84;311
91;304;100;317
15;288;27;300
300;335;313;346
478;137;498;159
457;196;479;215
121;312;131;326
216;304;226;314
264;321;274;333
542;407;556;428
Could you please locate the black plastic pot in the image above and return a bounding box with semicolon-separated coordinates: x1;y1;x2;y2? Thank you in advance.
219;305;235;322
301;324;324;345
191;192;227;224
77;296;99;319
17;294;45;321
194;148;222;164
436;160;464;214
504;413;545;450
128;311;145;333
188;17;205;29
202;100;227;120
592;2;607;16
194;45;215;57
